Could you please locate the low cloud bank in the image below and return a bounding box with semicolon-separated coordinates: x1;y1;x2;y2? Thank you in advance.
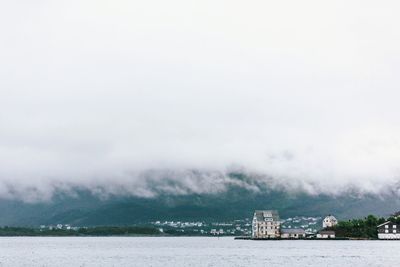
1;1;400;201
0;164;399;203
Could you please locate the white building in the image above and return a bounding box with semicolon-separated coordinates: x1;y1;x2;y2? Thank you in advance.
317;230;335;239
377;221;400;239
322;215;338;228
252;210;280;239
281;228;306;239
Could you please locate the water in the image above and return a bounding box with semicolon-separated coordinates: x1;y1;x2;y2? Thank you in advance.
0;237;399;266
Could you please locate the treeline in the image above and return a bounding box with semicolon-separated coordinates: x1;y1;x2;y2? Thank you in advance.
0;226;161;236
331;215;396;238
78;226;160;236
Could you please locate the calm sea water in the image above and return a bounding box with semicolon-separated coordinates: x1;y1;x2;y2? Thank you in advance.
0;237;399;266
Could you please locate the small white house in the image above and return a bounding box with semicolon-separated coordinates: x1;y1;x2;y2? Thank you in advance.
317;230;335;239
377;221;400;239
281;228;306;239
322;215;338;228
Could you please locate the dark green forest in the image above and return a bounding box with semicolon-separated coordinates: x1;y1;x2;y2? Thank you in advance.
0;226;160;236
331;215;400;239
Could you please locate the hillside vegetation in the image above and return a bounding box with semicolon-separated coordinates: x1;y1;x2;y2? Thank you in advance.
332;215;400;239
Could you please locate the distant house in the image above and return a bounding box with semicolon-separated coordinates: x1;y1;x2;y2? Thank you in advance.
317;230;335;239
322;215;338;228
281;228;306;239
210;229;224;235
377;221;400;239
252;210;280;239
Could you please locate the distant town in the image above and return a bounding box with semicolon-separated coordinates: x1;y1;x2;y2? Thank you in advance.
250;210;336;239
26;215;321;237
249;209;400;240
1;210;400;239
149;215;322;236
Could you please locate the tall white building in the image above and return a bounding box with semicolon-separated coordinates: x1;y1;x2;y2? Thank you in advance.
322;215;338;228
252;210;280;239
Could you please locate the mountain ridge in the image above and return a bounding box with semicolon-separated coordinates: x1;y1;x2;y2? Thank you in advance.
0;183;398;226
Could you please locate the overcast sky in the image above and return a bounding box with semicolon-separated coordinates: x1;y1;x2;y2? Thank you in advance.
1;0;400;200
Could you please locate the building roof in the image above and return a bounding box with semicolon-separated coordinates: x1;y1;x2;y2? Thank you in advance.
377;221;399;228
254;210;280;221
281;228;306;234
324;215;337;221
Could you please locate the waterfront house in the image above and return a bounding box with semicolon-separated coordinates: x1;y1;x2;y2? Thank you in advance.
252;210;280;239
322;215;338;228
317;230;335;239
281;228;306;239
377;221;400;239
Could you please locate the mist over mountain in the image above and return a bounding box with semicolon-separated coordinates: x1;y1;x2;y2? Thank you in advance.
0;172;399;227
1;1;400;224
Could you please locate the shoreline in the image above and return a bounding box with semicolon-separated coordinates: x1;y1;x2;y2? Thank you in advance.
234;236;387;241
0;237;388;241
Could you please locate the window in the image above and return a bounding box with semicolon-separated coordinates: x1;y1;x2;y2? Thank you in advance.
385;225;389;229
393;230;397;234
385;230;389;233
394;225;397;229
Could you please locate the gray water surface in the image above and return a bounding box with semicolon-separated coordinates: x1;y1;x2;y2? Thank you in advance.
0;237;398;266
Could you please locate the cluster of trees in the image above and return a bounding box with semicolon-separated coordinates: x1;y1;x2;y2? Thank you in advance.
77;226;160;236
330;215;400;238
0;226;161;236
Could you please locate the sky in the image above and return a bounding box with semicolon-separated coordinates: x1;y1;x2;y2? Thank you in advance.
1;0;400;201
